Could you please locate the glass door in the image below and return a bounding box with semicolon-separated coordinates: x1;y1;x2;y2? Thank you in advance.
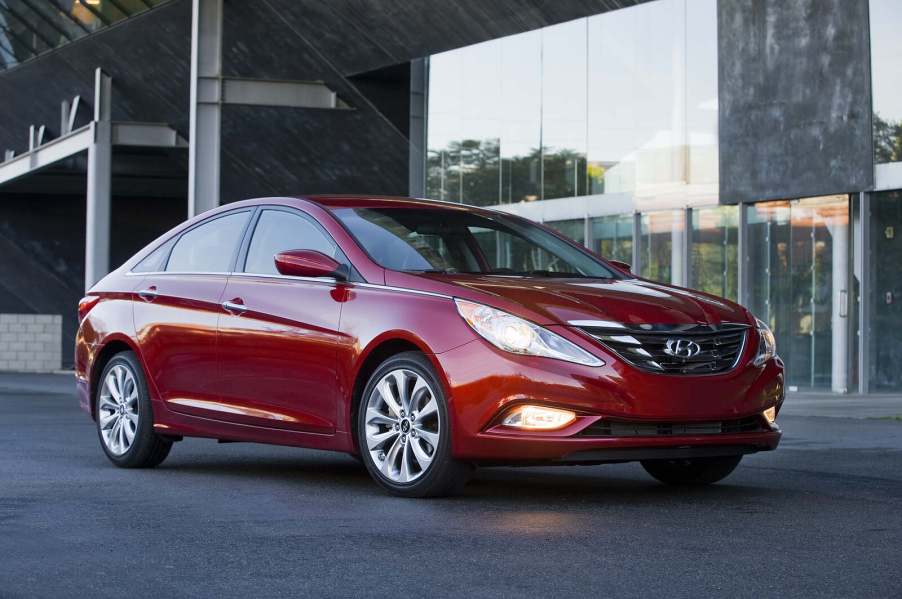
747;196;852;391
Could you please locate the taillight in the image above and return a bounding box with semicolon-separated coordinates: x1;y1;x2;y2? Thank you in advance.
78;296;101;322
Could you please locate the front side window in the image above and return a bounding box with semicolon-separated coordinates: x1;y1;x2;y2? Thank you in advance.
166;211;250;273
332;207;618;278
243;209;341;275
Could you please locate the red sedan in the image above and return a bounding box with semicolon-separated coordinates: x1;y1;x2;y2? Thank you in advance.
75;196;783;497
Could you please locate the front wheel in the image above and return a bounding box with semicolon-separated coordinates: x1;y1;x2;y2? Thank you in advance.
96;351;172;468
357;352;471;497
641;455;742;486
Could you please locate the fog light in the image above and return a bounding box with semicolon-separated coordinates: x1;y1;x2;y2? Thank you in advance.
502;405;576;430
763;406;777;424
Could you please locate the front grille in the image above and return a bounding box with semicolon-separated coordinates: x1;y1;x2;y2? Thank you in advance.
578;415;765;438
577;323;749;375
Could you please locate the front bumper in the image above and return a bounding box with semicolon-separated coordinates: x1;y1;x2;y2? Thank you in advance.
438;333;784;463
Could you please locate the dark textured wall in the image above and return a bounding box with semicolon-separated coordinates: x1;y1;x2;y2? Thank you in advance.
718;0;874;204
0;0;191;155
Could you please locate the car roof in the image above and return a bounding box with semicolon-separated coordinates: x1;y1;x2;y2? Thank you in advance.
297;195;484;212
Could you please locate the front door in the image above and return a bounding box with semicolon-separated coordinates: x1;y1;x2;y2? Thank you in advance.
215;207;349;433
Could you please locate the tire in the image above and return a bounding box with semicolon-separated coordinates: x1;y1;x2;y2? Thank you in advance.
356;351;471;497
95;351;172;468
641;455;742;486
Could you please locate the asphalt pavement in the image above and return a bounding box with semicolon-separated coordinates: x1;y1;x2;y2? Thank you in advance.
1;374;901;598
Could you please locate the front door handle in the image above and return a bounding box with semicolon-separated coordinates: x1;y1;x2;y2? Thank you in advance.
222;299;248;314
138;286;158;301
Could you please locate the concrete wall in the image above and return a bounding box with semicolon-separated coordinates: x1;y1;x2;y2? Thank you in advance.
0;314;62;372
718;0;874;203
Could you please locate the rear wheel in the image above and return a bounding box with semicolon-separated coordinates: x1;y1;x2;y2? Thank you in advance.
357;352;471;497
96;351;172;468
641;455;742;486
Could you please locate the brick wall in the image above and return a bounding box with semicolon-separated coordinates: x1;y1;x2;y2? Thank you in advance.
0;314;63;372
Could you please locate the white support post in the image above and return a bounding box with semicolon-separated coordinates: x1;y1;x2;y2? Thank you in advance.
858;192;871;394
85;68;112;290
187;0;223;218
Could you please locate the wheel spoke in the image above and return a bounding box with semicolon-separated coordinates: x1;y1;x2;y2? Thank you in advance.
367;428;398;450
391;370;410;412
114;368;126;403
377;379;403;419
98;410;117;430
104;375;121;403
410;437;433;471
381;435;403;478
417;397;438;420
365;407;396;427
414;427;438;448
122;419;136;444
400;441;413;482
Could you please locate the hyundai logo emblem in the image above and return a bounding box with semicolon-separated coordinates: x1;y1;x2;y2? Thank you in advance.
664;338;702;359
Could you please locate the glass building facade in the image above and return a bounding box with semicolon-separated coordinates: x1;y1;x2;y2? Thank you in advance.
422;0;902;394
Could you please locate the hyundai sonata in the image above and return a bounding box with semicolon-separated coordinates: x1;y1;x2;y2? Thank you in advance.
75;196;783;496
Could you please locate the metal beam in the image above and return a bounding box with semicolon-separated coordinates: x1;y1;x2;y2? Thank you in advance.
85;68;112;290
0;125;92;186
187;0;223;218
220;78;348;109
111;122;188;147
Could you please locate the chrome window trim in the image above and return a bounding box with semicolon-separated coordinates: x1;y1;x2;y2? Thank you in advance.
124;270;453;299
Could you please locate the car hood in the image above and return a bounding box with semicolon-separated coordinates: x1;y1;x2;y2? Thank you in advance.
413;274;751;328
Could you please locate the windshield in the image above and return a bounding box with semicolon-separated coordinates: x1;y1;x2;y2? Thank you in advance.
331;206;619;279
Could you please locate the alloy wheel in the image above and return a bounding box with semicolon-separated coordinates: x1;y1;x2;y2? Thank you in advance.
98;364;140;456
364;368;441;483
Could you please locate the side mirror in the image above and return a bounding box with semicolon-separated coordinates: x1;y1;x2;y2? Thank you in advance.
274;249;347;280
607;259;632;273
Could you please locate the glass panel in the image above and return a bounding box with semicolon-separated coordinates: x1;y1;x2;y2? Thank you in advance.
541;20;587;200
426;47;464;203
244;210;339;275
640;210;684;284
132;238;176;273
869;191;902;391
870;0;902;164
500;30;542;204
689;206;738;301
166;211;250;273
586;0;686;203
425;0;718;211
546;219;585;246
747;197;851;391
591;214;633;264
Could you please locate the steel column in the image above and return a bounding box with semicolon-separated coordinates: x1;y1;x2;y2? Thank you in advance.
408;58;428;198
858;192;871;394
85;68;112;290
187;0;223;217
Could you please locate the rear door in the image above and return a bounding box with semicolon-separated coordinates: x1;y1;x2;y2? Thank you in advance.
134;209;252;413
214;207;349;433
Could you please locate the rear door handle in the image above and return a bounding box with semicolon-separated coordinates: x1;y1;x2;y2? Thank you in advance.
222;299;248;314
138;286;158;301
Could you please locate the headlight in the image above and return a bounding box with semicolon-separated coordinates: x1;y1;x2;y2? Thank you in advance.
455;299;604;367
753;318;777;366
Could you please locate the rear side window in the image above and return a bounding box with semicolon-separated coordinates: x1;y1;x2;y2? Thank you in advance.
132;238;175;273
243;209;341;275
166;211;250;273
